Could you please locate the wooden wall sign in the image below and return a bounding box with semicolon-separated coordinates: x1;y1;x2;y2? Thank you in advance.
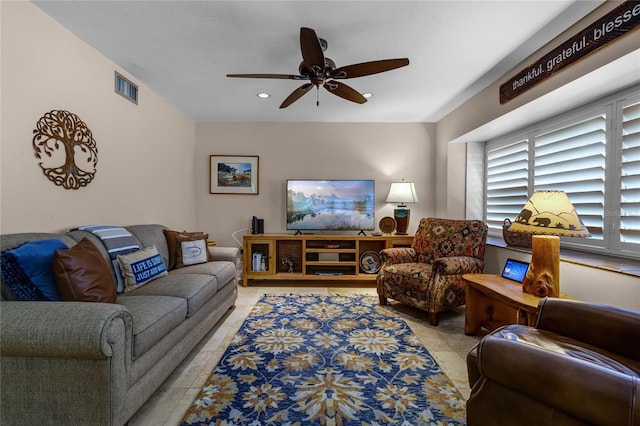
500;1;640;104
32;110;98;190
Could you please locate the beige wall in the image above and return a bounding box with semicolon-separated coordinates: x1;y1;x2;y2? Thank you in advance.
195;122;436;247
1;1;196;234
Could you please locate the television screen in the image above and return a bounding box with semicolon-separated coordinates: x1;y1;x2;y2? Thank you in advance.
286;180;375;231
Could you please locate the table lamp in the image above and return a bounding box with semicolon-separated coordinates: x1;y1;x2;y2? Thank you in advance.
508;190;590;298
386;180;419;235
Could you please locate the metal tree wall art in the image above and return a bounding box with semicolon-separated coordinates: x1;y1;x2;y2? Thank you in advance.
32;110;98;190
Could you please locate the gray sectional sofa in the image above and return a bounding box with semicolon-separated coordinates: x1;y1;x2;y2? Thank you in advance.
0;224;240;425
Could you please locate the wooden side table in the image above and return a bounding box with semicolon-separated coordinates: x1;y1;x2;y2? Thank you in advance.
463;274;550;336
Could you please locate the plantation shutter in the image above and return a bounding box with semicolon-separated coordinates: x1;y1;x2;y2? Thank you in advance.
620;100;640;246
485;139;529;233
533;114;607;240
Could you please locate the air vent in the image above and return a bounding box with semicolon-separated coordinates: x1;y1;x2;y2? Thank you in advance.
114;71;138;104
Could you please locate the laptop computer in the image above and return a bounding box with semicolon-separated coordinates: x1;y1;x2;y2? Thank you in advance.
501;258;530;283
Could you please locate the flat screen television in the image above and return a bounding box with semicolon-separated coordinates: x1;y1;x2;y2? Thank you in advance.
286;179;375;232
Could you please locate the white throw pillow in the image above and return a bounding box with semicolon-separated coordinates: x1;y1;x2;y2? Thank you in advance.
176;235;208;267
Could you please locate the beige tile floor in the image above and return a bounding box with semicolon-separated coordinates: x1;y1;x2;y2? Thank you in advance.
128;284;483;426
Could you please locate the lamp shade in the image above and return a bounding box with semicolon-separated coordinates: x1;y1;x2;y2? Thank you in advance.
508;190;590;237
386;181;419;205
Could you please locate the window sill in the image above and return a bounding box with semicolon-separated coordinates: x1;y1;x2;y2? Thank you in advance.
486;236;640;278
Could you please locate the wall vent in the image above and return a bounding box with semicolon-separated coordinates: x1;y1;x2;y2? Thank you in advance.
114;71;138;104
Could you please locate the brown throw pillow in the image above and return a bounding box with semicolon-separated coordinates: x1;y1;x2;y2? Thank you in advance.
163;229;212;270
163;229;182;270
52;238;117;303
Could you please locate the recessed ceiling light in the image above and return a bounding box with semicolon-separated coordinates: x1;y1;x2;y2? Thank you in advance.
363;93;373;99
257;92;270;99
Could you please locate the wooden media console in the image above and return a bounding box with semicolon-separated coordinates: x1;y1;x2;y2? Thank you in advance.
242;234;413;286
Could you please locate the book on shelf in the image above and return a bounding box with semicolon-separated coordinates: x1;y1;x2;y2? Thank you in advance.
252;252;266;272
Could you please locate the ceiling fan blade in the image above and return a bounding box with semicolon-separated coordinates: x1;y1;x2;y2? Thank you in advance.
329;58;409;79
227;73;308;80
300;27;325;70
280;83;314;108
324;81;367;104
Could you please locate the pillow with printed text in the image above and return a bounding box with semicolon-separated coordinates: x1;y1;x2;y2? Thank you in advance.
117;246;168;292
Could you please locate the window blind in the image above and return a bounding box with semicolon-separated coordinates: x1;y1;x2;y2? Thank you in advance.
485;139;529;232
620;100;640;245
533;114;607;240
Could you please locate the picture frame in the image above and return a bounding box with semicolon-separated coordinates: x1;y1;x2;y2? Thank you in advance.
210;155;259;195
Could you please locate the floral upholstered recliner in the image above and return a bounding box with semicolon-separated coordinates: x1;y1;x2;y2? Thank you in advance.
377;217;488;326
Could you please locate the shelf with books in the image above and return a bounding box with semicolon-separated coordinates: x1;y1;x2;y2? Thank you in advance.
242;234;413;286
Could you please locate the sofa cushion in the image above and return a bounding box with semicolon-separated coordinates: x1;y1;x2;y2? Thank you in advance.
126;225;171;267
0;239;67;301
116;295;187;358
117;246;168;292
125;273;217;317
170;261;237;288
52;238;117;303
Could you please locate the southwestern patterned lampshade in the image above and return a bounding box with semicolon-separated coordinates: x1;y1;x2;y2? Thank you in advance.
508;190;590;237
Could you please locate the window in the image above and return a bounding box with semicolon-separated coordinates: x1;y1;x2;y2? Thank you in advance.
115;71;138;104
485;87;640;259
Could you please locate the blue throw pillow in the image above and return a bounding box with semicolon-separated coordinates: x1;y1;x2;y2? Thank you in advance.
0;239;68;301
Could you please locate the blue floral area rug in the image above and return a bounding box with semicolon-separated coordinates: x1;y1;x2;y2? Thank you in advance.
180;294;466;426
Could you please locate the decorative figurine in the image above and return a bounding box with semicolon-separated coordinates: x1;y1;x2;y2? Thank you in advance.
281;255;295;273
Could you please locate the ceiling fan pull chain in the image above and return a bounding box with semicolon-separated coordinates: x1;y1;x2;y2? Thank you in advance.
316;86;319;107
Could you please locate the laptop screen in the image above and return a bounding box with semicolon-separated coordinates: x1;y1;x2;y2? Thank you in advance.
501;258;529;283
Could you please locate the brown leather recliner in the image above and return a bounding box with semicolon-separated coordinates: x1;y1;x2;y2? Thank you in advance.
466;297;640;425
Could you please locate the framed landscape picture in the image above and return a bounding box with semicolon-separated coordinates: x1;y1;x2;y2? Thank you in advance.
210;155;259;195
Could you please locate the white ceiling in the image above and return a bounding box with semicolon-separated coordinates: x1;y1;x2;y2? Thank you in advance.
32;1;606;123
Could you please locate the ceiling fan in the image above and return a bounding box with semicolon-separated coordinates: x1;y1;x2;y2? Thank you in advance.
227;27;409;109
